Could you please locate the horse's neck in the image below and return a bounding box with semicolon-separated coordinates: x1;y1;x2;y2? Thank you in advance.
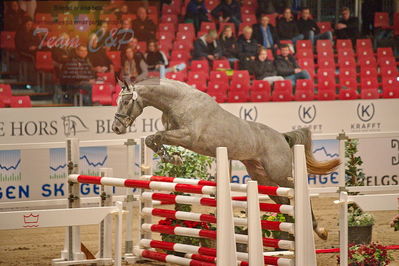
138;83;181;112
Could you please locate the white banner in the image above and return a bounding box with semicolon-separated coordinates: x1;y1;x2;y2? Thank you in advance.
0;99;398;202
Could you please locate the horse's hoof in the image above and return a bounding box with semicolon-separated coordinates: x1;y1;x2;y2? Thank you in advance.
316;227;328;240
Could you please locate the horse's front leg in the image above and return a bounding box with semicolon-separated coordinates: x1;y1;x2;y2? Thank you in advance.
145;134;175;164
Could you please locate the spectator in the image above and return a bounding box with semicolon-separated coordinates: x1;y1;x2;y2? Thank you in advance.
211;0;241;29
257;0;276;16
297;7;333;45
275;44;310;86
15;17;40;61
111;19;134;52
4;1;28;31
18;0;36;20
185;0;209;32
132;7;156;42
193;29;223;62
115;4;129;21
219;25;238;64
121;47;148;82
249;47;284;84
334;7;359;42
87;34;114;74
52;33;72;77
60;45;95;105
237;26;259;70
276;8;304;45
252;14;279;56
145;40;186;77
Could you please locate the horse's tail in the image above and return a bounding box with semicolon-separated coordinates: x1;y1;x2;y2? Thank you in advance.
283;128;340;175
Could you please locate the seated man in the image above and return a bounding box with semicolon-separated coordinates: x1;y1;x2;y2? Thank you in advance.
193;29;223;62
132;7;156;42
252;14;280;56
61;45;95;105
249;47;284;84
275;44;310;86
185;0;209;32
276;8;304;45
237;26;259;70
334;7;359;42
297;7;333;45
211;0;241;29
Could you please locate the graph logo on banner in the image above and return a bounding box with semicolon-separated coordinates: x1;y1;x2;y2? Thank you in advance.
312;139;339;160
80;147;108;175
0;150;22;182
49;148;67;179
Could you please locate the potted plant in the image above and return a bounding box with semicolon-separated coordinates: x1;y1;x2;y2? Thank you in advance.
337;242;393;265
345;139;375;244
154;146;215;254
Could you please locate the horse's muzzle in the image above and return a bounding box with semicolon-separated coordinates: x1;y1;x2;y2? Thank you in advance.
112;120;127;135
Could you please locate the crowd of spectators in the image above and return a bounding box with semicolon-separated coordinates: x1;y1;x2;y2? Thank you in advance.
1;0;398;106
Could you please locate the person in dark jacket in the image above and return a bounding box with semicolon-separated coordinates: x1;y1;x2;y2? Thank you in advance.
60;45;95;105
15;17;40;61
275;44;310;86
252;14;279;56
132;7;156;42
4;1;28;31
87;34;114;74
219;25;238;64
193;29;223;61
185;0;209;32
211;0;241;28
249;47;284;84
237;26;260;70
334;7;360;42
276;8;303;44
297;7;333;45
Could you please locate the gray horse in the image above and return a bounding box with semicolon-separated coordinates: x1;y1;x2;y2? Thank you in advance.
112;78;340;240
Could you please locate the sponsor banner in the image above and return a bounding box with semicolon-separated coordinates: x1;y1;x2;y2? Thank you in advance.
0;100;398;202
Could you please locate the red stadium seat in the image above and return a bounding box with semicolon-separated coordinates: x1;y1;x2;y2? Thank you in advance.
0;32;16;50
227;91;249;102
338;87;358;100
251;80;271;91
36;51;54;71
188;71;209;82
210;71;229;83
207;90;227;103
374;12;390;29
394;12;399;35
382;76;399;89
377;47;394;59
159;39;173;52
357;48;374;58
339;67;357;81
361;77;379;90
360;67;378;79
317;68;335;81
159;23;176;33
230;80;250;91
92;84;113;105
380;66;399;78
336;39;353;50
338;57;356;69
378;57;396;68
161;14;178;24
187;80;207;92
166;71;186;81
200;22;216;32
317;22;332;33
162;5;176;15
231;70;250;85
358;56;377;68
360;89;379;99
158;31;175;42
356;39;373;50
381;87;399;98
173;40;193;51
296;49;314;59
176;31;195;42
35;13;53;25
106;51;121;72
272;80;293;101
250;90;271;102
97;72;116;85
191;60;209;73
213;60;231;70
298;58;315;77
0;84;12;106
339;77;358;90
241;6;254;15
337;48;355;59
316;40;333;52
171;50;191;61
178;23;195;33
295;79;315;101
10;96;31;107
242;14;256;25
296;40;312;51
205;0;219;11
317;55;335;69
208;81;228;92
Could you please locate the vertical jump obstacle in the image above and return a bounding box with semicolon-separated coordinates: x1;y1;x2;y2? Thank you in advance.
65;137;317;266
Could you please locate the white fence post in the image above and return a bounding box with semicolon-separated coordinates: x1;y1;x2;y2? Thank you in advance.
99;167;113;259
294;144;317;266
216;147;237;266
339;191;349;266
247;180;263;266
124;139;136;258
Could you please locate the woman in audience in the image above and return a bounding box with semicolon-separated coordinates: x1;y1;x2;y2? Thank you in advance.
237;26;259;71
249;47;284;84
121;47;148;82
145;40;186;77
219;25;238;65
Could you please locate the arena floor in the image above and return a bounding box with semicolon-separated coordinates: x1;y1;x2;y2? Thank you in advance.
0;197;398;266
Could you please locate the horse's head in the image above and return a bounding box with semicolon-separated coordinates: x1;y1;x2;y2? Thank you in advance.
112;79;144;134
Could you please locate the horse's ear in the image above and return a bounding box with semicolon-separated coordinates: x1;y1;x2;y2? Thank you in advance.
117;78;125;89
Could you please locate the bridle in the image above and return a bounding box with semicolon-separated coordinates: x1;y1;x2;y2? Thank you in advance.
114;81;142;128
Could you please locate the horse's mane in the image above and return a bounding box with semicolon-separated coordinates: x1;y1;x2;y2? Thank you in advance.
135;78;197;98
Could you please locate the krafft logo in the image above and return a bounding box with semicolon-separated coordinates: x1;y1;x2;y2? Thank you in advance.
392;139;399;166
239;106;258;121
357;103;375;122
61;115;89;137
351;102;381;132
298;104;316;124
